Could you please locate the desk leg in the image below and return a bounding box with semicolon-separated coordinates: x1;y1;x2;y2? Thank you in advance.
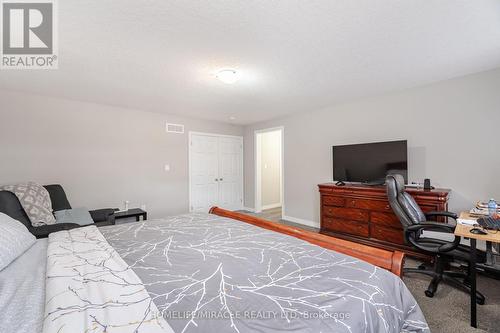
470;238;477;328
486;241;493;265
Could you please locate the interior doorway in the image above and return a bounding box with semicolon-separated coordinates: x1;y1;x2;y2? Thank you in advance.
255;127;284;216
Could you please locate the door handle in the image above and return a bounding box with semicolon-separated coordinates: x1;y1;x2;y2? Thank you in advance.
215;178;219;182
219;178;223;181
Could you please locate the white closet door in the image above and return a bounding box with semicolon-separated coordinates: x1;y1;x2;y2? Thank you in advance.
218;137;243;210
189;133;243;213
190;134;219;212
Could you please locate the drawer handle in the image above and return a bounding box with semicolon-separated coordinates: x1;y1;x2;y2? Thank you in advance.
385;205;390;210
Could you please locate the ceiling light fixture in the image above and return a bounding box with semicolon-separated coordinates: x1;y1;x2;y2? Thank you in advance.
216;69;239;84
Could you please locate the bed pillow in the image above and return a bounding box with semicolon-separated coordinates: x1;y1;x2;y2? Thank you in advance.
54;208;94;226
0;182;56;226
0;212;36;271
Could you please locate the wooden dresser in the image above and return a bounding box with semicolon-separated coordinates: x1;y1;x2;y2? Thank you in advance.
318;183;450;258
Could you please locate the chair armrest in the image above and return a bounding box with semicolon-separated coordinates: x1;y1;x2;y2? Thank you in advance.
31;223;81;239
406;222;461;253
407;221;456;233
89;208;116;224
425;211;458;220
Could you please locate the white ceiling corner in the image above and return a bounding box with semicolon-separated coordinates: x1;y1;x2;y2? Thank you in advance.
1;0;500;125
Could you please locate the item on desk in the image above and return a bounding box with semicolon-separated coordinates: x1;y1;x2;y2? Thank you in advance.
470;228;488;235
477;216;500;231
476;200;500;211
469;207;490;217
457;216;478;226
423;178;434;190
124;200;130;212
488;199;498;216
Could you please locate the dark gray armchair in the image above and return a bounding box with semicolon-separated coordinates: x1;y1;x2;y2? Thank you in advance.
43;185;115;226
386;174;485;304
0;184;115;238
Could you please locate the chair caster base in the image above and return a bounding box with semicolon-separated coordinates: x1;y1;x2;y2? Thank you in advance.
425;290;434;298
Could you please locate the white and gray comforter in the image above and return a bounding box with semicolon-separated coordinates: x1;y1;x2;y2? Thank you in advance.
3;212;429;333
98;213;430;333
43;226;173;333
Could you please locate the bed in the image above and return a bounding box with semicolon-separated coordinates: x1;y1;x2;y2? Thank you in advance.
0;208;429;333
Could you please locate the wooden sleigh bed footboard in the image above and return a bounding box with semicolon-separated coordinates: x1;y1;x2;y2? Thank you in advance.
209;207;405;277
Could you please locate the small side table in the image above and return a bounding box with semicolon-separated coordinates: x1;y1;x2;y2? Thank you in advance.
114;208;147;222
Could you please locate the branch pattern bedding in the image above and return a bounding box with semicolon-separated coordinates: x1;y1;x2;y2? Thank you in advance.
100;213;430;333
43;226;173;333
2;212;429;333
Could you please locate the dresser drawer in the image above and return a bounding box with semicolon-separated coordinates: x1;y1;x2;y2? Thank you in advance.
370;225;405;245
323;217;369;237
323;206;369;222
322;196;345;207
345;198;391;212
371;212;402;229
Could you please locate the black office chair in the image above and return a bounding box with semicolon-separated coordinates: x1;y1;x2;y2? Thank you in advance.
386;174;485;304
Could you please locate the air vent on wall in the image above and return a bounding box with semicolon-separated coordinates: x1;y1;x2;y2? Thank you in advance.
166;123;184;134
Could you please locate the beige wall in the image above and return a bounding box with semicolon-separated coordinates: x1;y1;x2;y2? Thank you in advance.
244;68;500;226
260;130;282;207
2;68;500;226
0;90;243;219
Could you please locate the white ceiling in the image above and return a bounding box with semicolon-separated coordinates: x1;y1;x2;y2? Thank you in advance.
1;0;500;125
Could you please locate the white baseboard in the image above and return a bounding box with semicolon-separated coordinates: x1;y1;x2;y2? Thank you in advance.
242;207;255;213
282;215;319;229
261;203;282;210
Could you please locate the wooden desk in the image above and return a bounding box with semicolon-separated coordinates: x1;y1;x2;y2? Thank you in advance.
455;212;500;328
455;212;500;243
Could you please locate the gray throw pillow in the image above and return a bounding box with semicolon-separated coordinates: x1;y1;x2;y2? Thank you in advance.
0;212;36;271
54;208;94;226
0;182;56;227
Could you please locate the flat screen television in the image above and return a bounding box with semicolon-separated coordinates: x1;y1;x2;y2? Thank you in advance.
332;140;408;184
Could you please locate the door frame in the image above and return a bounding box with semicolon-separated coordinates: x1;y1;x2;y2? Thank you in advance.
188;131;244;212
254;126;284;214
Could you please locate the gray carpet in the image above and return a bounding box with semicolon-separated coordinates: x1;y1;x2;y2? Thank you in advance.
403;259;500;333
239;208;500;333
